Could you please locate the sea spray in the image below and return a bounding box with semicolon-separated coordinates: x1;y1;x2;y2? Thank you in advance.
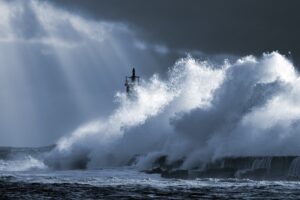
47;56;224;169
0;156;47;171
47;52;300;170
47;75;176;168
57;75;174;149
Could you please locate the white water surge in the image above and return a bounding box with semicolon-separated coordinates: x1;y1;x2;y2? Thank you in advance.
48;52;300;170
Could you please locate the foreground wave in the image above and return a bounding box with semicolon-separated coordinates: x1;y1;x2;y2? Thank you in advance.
2;169;300;199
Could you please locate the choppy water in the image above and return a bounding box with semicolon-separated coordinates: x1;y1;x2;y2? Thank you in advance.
1;146;300;199
1;168;300;199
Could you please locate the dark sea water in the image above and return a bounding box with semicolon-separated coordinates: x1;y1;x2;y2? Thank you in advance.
1;146;300;199
1;169;300;199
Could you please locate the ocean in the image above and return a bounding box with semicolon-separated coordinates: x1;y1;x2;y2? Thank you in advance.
0;145;300;200
2;168;300;199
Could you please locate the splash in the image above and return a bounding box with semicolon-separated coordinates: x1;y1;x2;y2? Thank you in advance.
0;156;47;171
47;54;225;169
57;75;174;151
48;52;300;170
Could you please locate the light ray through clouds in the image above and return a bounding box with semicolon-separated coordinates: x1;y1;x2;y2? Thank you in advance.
0;0;157;146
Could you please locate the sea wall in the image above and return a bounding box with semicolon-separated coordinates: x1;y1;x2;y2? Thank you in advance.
145;156;300;180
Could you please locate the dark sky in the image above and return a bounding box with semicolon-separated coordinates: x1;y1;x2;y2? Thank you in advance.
49;0;300;68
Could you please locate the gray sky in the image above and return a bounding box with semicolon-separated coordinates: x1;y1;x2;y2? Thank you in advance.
0;0;299;147
48;0;300;66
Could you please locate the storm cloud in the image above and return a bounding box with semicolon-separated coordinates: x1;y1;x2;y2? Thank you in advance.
46;0;300;67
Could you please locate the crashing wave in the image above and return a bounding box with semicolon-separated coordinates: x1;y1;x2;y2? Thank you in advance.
45;52;300;174
0;156;47;172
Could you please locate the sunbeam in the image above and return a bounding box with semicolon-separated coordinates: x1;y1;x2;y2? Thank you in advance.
0;0;155;146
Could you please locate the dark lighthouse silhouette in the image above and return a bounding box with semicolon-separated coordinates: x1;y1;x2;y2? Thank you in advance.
125;68;140;94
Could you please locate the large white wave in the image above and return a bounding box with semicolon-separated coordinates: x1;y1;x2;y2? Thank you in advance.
47;52;300;170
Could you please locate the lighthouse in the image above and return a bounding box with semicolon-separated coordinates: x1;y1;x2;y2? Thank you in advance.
125;68;140;94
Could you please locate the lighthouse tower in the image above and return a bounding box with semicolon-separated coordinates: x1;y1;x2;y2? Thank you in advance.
125;68;140;94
